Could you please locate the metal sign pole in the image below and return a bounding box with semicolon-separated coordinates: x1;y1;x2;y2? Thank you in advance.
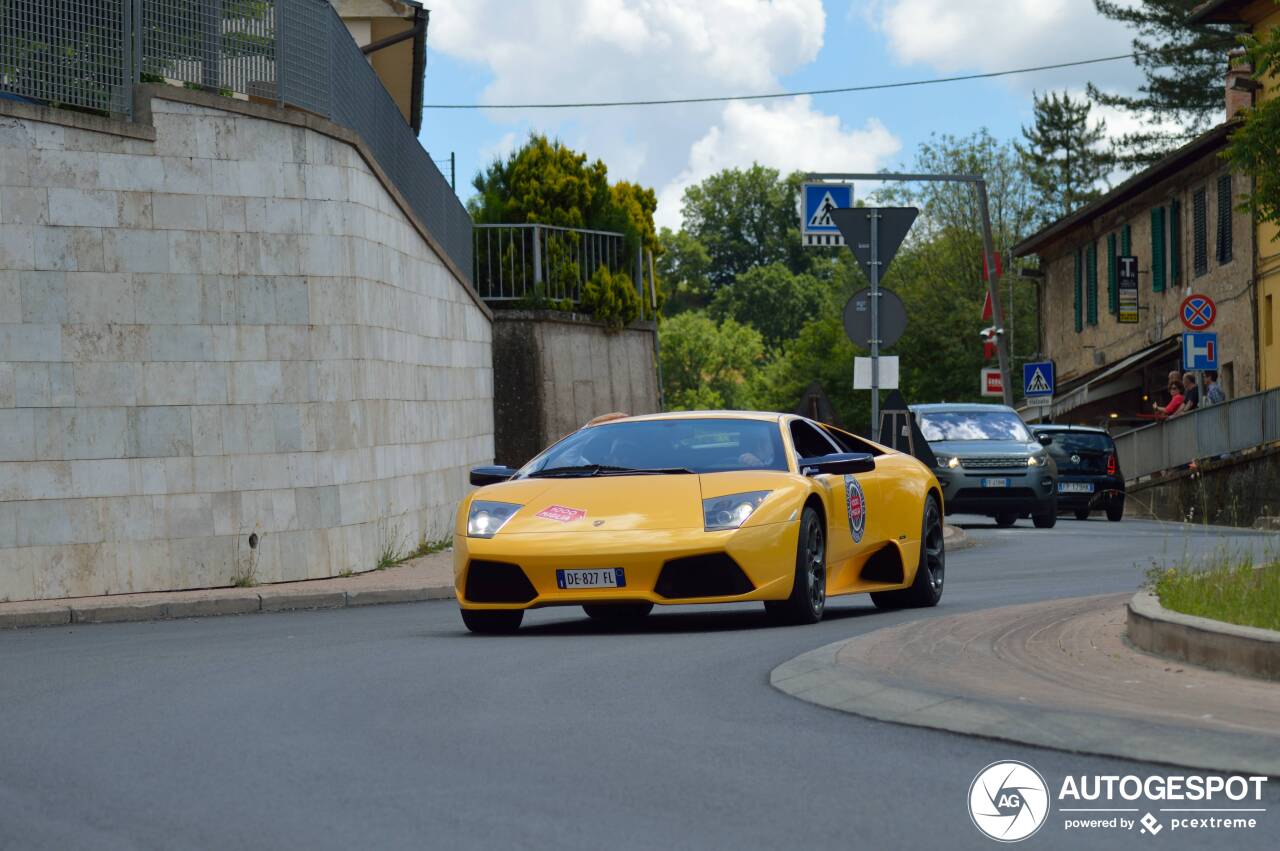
975;183;1013;407
869;210;880;437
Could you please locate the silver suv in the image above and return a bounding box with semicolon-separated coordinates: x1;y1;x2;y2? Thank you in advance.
911;403;1058;528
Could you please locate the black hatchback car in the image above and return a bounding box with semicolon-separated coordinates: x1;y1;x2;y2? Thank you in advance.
1028;425;1125;521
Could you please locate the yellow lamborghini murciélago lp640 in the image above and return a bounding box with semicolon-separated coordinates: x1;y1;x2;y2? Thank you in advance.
453;412;945;633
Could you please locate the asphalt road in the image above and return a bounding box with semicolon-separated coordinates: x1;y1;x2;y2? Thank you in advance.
1;516;1276;851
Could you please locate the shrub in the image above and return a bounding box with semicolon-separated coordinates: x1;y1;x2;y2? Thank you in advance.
580;264;640;330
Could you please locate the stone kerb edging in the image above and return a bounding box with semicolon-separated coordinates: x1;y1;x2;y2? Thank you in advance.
1127;589;1280;681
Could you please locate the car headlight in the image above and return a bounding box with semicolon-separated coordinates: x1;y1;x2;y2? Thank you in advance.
1027;454;1046;467
703;491;770;531
938;456;961;469
467;500;522;538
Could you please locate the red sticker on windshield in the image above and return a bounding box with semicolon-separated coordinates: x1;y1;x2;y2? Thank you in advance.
536;505;587;523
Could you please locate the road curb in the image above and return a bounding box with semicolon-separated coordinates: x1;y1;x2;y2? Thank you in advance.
1128;589;1280;681
771;599;1280;776
0;584;456;631
942;525;974;551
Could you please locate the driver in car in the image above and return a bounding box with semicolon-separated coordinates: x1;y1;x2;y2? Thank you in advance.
738;430;774;468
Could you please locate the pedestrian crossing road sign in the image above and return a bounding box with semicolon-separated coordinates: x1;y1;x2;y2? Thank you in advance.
1023;360;1054;398
802;183;854;246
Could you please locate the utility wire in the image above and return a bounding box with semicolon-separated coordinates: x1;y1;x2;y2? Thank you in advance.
425;51;1147;110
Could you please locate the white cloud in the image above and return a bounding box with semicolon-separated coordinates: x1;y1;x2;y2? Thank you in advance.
655;96;901;228
429;0;904;228
863;0;1143;93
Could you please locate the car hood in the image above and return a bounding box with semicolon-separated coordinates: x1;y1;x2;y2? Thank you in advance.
473;474;708;532
927;439;1041;458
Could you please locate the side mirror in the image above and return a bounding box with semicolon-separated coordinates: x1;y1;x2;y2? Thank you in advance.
1036;434;1054;446
798;452;876;476
470;466;517;486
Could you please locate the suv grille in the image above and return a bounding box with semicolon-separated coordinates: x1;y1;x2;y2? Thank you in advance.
959;456;1026;469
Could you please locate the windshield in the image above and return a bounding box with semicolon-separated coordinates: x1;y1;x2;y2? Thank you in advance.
1039;431;1114;459
520;418;788;476
917;411;1031;442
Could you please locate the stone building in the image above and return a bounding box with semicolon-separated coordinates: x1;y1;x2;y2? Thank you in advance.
1011;122;1258;425
0;86;491;601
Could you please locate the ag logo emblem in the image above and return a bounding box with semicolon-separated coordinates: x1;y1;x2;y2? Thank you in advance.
844;475;866;543
968;761;1050;843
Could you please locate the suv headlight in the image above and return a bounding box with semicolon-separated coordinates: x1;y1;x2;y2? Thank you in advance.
938;456;961;469
467;500;522;538
703;491;770;531
1027;454;1046;467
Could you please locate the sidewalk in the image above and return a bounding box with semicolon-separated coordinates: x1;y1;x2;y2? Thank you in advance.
0;552;456;629
772;592;1280;776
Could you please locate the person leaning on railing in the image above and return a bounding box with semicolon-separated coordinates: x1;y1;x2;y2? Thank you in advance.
1174;372;1200;417
1203;370;1226;406
1152;376;1184;421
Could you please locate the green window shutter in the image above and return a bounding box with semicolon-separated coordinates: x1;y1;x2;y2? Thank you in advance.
1151;207;1166;292
1074;248;1083;333
1193;188;1208;276
1086;241;1098;325
1121;223;1131;255
1170;199;1182;285
1216;173;1233;263
1107;232;1118;315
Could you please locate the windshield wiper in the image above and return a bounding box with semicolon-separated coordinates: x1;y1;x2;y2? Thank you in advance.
527;464;694;478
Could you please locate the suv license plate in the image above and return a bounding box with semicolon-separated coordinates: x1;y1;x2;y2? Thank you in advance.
981;478;1010;488
556;568;626;589
1059;482;1095;493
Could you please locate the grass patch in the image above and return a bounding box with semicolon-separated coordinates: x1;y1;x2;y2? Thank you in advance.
1151;556;1280;632
406;534;452;560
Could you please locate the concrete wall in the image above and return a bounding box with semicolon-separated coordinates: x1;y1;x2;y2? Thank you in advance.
1126;446;1280;528
1040;157;1257;397
0;91;492;602
491;311;659;468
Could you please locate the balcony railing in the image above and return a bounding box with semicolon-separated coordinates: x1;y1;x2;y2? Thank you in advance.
1113;385;1280;481
474;223;627;304
0;0;472;281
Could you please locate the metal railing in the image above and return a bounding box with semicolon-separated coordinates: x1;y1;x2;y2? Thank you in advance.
1;0;472;281
1113;385;1280;480
474;223;627;303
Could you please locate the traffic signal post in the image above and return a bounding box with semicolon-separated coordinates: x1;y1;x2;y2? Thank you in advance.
805;172;1014;410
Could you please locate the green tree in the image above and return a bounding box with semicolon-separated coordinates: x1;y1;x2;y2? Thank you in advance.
658;312;765;410
1224;27;1280;232
580;265;640;330
708;262;832;349
1018;91;1113;224
680;165;807;288
469;134;613;228
655;227;713;314
1089;0;1239;168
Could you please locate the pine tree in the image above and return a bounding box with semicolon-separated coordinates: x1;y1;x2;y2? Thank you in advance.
1017;91;1112;224
1089;0;1240;168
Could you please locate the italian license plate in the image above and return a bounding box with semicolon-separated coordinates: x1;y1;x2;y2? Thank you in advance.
556;568;626;589
980;478;1011;488
1059;482;1095;494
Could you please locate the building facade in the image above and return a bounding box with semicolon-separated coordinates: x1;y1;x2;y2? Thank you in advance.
1013;124;1258;425
1192;0;1280;391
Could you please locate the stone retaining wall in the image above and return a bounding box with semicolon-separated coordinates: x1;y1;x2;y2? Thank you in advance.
0;91;492;601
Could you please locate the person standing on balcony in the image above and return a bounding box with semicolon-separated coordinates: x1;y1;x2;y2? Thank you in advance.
1175;372;1200;416
1152;375;1184;420
1203;371;1226;406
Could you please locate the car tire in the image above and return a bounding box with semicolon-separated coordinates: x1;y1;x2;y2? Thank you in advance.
1074;509;1090;521
583;602;653;622
765;505;826;625
872;496;944;611
1033;510;1057;528
1106;500;1125;522
994;512;1017;527
460;608;524;634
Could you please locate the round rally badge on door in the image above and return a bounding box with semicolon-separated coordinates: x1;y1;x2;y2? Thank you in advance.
844;475;866;543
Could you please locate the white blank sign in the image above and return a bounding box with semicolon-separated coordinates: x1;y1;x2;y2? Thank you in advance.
854;356;899;390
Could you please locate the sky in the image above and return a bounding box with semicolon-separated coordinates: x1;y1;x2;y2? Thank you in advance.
418;0;1173;231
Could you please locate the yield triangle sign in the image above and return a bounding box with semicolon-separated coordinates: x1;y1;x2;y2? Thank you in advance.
1026;368;1051;394
829;207;919;282
807;191;841;228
